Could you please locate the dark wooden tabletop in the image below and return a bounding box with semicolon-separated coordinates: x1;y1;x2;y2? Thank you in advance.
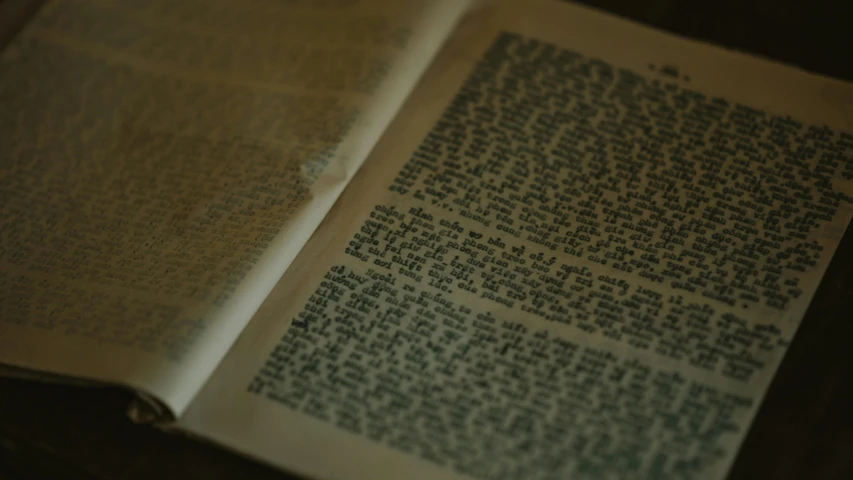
2;1;853;479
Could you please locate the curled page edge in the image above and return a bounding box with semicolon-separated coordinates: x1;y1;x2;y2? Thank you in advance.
127;392;175;424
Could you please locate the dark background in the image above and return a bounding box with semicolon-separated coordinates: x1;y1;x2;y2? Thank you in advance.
2;0;852;479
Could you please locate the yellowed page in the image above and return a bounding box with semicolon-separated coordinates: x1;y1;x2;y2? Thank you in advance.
0;0;472;414
178;0;853;478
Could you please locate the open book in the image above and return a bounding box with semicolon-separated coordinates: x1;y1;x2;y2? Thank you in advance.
2;0;852;478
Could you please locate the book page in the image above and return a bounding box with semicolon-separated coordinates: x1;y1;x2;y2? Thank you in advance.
183;0;846;479
0;0;471;414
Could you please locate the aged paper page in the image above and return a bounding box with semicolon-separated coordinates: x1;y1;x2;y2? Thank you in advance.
179;0;853;479
179;0;853;477
0;0;471;414
190;0;850;478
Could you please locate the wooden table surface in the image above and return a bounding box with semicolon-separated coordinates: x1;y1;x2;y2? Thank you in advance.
2;1;853;479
